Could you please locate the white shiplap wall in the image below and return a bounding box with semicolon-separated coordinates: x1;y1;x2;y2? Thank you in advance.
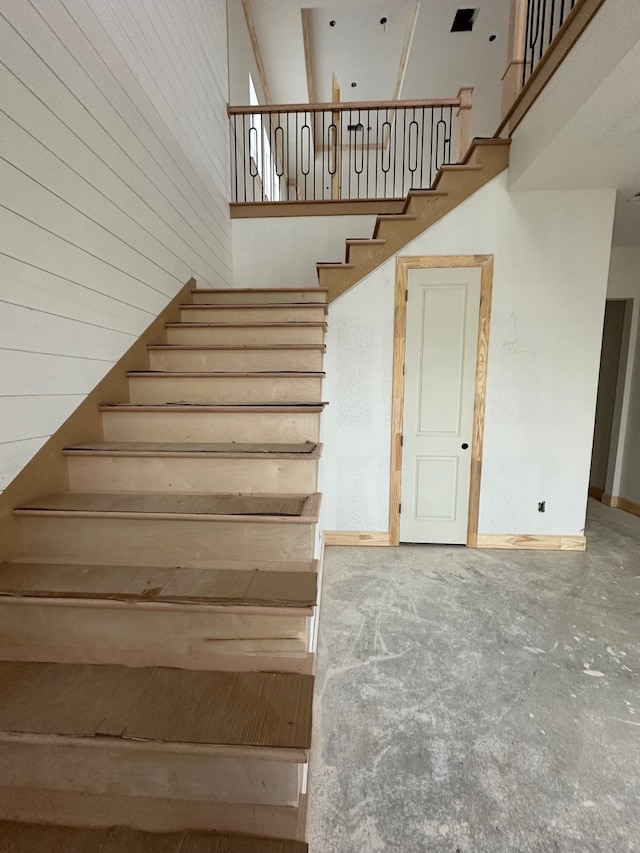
0;0;231;491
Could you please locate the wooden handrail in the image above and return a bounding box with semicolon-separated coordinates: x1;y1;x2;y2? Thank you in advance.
228;97;463;116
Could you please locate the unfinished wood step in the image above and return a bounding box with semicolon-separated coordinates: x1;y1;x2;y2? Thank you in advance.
65;442;322;493
166;323;327;346
99;404;324;444
148;344;326;373
0;821;309;853
14;492;322;566
345;237;387;266
192;287;327;305
0;563;317;673
180;305;327;324
0;662;312;826
371;213;417;240
126;371;325;405
0;791;308;840
321;140;511;302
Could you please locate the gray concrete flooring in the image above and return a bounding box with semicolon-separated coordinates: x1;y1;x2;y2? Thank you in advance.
309;501;640;852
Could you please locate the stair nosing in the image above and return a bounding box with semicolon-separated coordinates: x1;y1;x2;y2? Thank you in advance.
165;321;328;329
0;730;310;761
148;343;327;351
98;403;327;412
127;371;326;378
0;595;315;615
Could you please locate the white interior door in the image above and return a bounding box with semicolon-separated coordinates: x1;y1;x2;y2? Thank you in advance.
400;266;481;544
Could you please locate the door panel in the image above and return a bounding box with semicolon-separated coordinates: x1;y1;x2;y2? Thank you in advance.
400;267;481;544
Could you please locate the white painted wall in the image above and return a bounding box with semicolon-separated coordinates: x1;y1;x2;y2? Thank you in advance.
232;215;376;288
606;247;640;504
0;0;231;491
321;172;616;537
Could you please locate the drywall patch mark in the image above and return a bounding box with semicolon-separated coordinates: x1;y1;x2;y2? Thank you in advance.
501;311;536;356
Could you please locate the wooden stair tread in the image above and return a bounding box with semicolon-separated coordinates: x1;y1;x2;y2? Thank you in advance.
315;262;354;270
194;287;327;294
99;403;326;413
180;303;327;310
165;322;327;329
63;441;321;458
0;661;313;749
127;371;326;378
14;492;321;521
0;563;317;608
148;344;326;351
0;821;308;853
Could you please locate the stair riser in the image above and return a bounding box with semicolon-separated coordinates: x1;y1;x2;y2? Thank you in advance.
101;411;321;443
0;603;312;674
180;307;326;323
67;456;319;494
149;349;324;372
18;517;317;565
0;738;304;808
346;244;388;267
192;289;326;304
0;788;308;839
127;376;323;405
166;326;325;346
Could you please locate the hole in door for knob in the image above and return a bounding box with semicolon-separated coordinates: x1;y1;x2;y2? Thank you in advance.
461;443;469;449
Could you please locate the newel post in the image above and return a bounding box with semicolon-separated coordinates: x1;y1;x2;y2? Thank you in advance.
456;86;474;162
501;0;528;118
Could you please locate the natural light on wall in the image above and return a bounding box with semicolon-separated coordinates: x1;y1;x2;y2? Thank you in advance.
249;74;281;201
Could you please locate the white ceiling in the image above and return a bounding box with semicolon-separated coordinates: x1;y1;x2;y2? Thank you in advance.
243;0;640;245
246;0;510;138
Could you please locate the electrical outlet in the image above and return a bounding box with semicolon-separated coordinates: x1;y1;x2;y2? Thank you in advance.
538;501;546;513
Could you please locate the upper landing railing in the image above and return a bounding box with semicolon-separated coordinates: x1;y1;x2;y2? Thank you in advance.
501;0;603;131
228;88;472;205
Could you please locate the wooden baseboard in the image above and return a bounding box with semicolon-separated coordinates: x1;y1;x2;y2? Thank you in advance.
474;534;586;552
602;493;618;508
609;496;640;518
588;485;604;501
324;531;391;547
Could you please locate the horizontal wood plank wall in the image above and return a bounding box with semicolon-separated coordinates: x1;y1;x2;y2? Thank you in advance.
0;0;231;493
0;280;193;563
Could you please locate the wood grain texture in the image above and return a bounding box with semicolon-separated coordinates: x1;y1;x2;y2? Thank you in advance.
390;256;493;548
0;821;309;853
0;661;313;749
475;534;586;551
324;531;391;547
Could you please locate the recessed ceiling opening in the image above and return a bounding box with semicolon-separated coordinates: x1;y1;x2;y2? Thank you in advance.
451;8;479;32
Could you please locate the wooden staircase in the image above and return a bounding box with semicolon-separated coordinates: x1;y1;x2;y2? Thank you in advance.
317;138;511;302
0;286;328;850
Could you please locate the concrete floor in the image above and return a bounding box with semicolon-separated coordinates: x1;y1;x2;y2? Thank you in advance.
309;501;640;852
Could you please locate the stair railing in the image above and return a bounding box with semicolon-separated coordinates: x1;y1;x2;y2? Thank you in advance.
502;0;585;118
228;88;472;205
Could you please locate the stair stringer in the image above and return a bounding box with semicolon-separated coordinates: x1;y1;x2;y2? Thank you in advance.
0;279;195;564
317;139;511;303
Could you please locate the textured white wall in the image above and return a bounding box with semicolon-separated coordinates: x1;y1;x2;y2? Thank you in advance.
606;247;640;503
322;172;616;536
232;215;376;288
0;0;231;491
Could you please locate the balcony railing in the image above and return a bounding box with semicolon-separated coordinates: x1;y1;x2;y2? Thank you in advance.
228;88;472;205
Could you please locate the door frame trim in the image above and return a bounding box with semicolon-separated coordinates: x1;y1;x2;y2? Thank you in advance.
390;254;494;547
